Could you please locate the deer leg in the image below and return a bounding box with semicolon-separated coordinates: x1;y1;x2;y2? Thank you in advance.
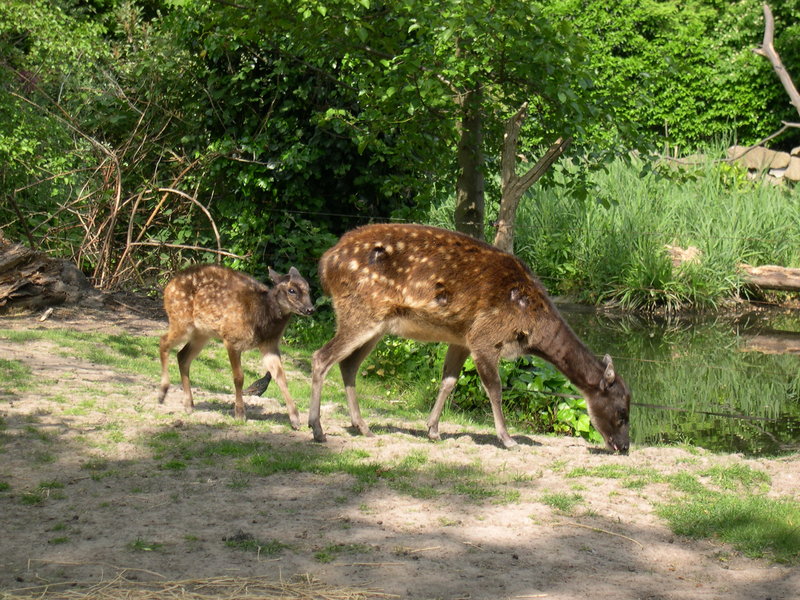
426;344;470;442
338;335;382;437
176;334;208;414
309;324;384;443
473;353;517;449
261;352;300;430
225;343;246;421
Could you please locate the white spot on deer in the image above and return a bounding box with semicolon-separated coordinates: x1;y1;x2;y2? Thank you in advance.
396;241;406;251
349;260;359;271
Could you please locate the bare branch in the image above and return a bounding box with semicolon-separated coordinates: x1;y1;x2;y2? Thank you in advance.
128;241;246;260
157;188;223;258
753;3;800;118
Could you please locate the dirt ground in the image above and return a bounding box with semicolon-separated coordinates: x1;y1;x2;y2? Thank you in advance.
0;296;799;600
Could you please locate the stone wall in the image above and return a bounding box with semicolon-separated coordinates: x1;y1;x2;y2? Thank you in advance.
727;145;800;181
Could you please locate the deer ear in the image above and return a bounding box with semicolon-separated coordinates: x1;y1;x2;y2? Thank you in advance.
601;354;616;390
288;266;301;279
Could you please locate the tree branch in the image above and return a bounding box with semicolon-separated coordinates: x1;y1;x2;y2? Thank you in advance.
753;3;800;118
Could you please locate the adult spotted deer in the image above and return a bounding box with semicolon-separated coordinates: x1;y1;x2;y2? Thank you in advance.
309;224;630;453
158;264;314;425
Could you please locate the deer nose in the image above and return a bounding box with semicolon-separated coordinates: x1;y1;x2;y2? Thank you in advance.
304;306;315;315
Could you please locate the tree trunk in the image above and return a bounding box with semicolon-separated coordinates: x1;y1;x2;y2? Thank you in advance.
453;86;485;240
493;102;571;254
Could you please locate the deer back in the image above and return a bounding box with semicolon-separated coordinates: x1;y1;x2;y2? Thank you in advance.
319;224;555;348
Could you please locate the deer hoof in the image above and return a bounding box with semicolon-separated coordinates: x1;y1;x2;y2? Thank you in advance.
289;417;301;431
427;427;441;442
502;438;519;450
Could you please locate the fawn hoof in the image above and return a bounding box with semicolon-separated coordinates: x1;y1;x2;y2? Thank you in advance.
501;438;519;450
427;426;441;442
289;417;301;431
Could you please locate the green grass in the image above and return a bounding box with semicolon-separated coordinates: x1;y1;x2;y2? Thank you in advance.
0;358;34;395
568;461;800;563
539;492;584;514
223;531;288;555
314;543;371;563
128;538;164;552
658;492;800;563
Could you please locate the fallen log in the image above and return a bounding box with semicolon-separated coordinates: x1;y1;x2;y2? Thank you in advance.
739;263;800;293
0;233;97;313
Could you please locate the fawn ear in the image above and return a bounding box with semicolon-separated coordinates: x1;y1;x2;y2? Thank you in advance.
288;266;301;279
268;267;286;283
600;354;616;390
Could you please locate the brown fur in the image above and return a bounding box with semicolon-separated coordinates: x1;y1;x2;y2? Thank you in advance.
158;264;314;425
309;224;630;452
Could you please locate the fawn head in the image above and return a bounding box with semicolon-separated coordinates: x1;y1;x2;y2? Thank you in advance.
269;266;315;316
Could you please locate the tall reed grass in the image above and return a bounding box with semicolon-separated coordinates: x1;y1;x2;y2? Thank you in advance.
431;150;800;311
519;153;800;310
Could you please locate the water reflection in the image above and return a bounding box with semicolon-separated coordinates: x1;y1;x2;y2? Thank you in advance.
559;304;800;456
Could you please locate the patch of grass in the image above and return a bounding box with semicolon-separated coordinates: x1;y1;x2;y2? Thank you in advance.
20;490;45;505
0;481;11;493
658;492;800;563
128;538;164;552
539;492;584;514
314;543;371;563
700;464;771;491
160;459;187;471
0;358;34;395
223;531;288;556
48;536;70;544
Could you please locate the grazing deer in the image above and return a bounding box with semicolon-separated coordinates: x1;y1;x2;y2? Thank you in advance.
158;264;314;426
309;224;631;453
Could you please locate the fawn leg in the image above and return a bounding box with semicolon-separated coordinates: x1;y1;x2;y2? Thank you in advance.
176;334;208;414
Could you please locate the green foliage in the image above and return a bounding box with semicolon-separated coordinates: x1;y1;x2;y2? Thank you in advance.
361;337;601;442
451;356;601;443
546;0;785;149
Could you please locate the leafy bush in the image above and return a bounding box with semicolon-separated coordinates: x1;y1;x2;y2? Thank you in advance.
362;339;600;442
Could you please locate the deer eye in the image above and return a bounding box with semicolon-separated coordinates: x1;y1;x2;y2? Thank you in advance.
288;287;297;295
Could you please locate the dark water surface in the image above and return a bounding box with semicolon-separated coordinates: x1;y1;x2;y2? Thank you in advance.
559;304;800;456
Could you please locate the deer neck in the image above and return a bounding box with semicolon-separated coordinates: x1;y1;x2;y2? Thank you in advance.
261;289;291;330
533;316;604;392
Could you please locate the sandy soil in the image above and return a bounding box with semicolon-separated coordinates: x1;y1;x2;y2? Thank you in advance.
0;297;799;600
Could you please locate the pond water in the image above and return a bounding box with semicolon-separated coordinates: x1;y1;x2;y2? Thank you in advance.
559;304;800;456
